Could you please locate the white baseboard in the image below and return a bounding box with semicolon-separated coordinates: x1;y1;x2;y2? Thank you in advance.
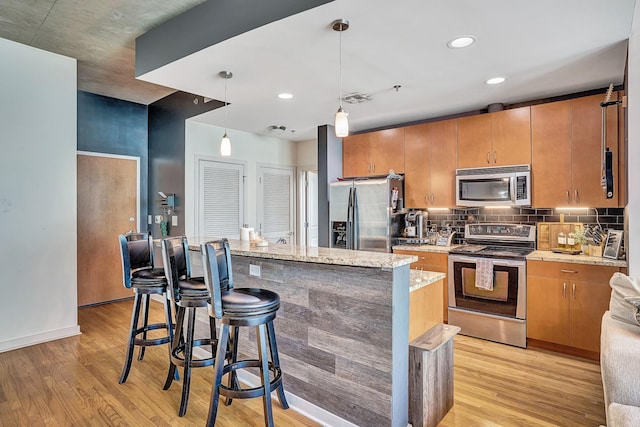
0;325;81;353
192;347;357;427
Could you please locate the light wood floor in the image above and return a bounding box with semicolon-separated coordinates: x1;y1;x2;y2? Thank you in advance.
0;300;605;426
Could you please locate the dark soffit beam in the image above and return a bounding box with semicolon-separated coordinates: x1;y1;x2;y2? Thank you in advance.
135;0;334;77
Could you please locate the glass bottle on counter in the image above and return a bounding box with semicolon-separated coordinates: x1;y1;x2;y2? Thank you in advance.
567;231;576;250
557;230;567;250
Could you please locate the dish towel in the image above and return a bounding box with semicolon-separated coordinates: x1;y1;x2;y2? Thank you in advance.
475;258;494;291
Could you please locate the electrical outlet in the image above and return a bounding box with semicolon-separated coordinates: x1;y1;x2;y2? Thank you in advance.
249;264;261;277
172;215;178;226
155;215;162;224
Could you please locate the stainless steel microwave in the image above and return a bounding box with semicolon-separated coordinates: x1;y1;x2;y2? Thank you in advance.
456;164;531;207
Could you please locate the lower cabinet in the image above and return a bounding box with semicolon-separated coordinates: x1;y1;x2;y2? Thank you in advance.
394;249;449;323
527;260;621;353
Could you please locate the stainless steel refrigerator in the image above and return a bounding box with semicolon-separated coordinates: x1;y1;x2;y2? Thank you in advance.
329;177;404;253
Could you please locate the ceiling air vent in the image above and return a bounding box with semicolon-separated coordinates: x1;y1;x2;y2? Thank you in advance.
342;92;372;104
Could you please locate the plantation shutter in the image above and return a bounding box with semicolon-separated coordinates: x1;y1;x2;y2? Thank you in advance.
198;159;244;239
258;165;295;242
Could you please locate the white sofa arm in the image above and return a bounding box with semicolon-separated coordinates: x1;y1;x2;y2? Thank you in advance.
601;311;640;423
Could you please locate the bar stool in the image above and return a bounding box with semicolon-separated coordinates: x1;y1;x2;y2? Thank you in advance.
117;232;174;385
161;236;217;417
201;238;289;427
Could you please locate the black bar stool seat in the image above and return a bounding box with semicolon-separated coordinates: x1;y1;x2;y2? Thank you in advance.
118;232;175;385
201;239;289;427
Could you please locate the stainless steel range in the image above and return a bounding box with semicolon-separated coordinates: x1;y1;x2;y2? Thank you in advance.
448;223;536;348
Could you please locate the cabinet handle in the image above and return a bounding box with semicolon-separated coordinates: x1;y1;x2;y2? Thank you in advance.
431;194;435;204
575;189;579;204
373;163;376;173
560;269;578;274
425;194;430;205
487;152;490;163
572;283;576;300
563;282;567;298
493;151;497;163
566;191;570;204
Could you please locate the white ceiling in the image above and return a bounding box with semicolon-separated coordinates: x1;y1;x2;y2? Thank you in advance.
0;0;635;141
138;0;636;141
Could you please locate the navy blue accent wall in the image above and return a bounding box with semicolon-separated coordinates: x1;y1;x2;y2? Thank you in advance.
77;91;149;229
148;92;223;237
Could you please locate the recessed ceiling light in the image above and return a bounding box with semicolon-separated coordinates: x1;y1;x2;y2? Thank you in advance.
278;93;293;99
486;77;506;85
447;36;476;49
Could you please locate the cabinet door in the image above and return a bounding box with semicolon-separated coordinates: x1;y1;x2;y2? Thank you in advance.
429;119;457;207
457;114;492;168
571;94;619;207
492;107;531;166
531;101;572;207
404;124;431;208
343;134;371;177
526;275;570;346
369;128;405;175
569;279;612;352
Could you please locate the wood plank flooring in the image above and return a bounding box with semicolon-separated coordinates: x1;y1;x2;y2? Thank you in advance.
0;300;606;426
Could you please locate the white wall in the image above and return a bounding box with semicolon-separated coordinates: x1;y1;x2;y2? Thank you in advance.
0;38;79;351
628;4;640;275
184;121;298;237
296;138;318;171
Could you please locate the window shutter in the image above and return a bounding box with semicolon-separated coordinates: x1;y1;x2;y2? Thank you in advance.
263;171;291;234
198;160;243;239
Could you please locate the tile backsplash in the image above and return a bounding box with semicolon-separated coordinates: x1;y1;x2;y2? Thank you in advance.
425;207;624;245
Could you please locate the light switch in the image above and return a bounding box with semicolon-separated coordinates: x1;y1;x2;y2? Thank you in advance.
249;264;261;277
172;215;178;226
147;215;152;225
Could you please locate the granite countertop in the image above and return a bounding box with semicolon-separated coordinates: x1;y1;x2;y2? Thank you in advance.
393;244;459;254
187;237;417;269
527;250;628;268
409;270;446;292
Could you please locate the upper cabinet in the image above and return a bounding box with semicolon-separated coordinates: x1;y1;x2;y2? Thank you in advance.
342;128;405;177
531;93;620;208
457;106;531;169
404;119;457;208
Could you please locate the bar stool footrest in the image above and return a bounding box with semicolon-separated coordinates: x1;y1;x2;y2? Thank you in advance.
170;339;217;368
218;359;283;400
132;322;171;347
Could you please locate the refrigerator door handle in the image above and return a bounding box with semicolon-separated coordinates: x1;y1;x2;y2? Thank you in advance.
352;187;358;250
346;187;354;250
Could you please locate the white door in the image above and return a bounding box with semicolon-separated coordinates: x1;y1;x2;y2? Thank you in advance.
305;171;319;247
197;158;245;239
258;165;295;243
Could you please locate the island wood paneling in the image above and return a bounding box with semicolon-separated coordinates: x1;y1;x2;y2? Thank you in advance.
198;255;410;427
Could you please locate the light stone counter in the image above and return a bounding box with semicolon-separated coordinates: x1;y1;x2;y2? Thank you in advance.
188;237;417;269
393;244;458;254
409;270;446;293
527;250;627;268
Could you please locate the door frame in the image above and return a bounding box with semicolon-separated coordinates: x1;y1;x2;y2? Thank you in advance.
77;151;141;232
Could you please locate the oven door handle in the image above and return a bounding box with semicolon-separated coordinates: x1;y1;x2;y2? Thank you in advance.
510;176;516;202
451;255;525;268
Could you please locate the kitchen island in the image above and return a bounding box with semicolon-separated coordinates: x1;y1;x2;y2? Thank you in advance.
186;238;444;427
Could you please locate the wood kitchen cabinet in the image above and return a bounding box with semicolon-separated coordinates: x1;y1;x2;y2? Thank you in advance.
527;260;621;355
404;119;457;208
457;106;531;169
342;128;405;177
531;93;620;208
394;249;450;323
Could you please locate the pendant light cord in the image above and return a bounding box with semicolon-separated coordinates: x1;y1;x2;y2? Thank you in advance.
224;76;228;133
339;28;343;108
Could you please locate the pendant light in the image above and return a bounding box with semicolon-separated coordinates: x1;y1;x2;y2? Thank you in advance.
332;19;349;138
219;71;233;156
